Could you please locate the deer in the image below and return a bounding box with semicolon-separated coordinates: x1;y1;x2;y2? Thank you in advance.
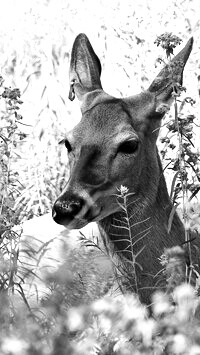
52;33;197;304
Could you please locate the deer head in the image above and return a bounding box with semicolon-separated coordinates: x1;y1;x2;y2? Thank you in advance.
52;34;193;231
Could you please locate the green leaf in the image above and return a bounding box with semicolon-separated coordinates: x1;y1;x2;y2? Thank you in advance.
168;203;179;233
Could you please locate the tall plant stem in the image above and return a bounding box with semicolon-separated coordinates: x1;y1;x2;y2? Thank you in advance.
123;194;139;294
174;98;192;283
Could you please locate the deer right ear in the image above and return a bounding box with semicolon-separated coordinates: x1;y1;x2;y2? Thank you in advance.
148;37;193;113
69;33;103;104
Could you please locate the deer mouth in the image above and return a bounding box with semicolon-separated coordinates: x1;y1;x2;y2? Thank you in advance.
69;207;102;229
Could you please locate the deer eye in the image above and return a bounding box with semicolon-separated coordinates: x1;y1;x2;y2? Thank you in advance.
118;140;139;154
58;138;73;154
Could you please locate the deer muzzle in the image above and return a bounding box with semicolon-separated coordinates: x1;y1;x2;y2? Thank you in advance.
52;192;101;229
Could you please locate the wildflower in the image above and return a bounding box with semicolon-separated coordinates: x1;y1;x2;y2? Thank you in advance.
171;333;188;354
152;292;171;317
185;202;200;232
97;313;112;335
136;319;156;347
92;297;114;314
117;185;129;197
1;337;28;355
189;345;200;355
173;283;197;321
119;293;146;322
67;307;85;331
154;32;182;58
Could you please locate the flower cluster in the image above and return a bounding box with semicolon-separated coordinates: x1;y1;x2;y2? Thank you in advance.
154;32;182;58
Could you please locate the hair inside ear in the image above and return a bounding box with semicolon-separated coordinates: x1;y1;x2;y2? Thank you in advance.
69;34;103;103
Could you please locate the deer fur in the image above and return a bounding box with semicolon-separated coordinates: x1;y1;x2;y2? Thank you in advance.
52;34;196;304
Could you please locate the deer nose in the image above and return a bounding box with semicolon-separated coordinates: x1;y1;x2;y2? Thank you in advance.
52;195;84;226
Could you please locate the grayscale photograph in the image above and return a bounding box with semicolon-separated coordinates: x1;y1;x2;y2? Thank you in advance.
0;1;200;354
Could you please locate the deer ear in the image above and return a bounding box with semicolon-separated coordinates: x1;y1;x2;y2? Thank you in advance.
69;33;102;103
148;37;193;113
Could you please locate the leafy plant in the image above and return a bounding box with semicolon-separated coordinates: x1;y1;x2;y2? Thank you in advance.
0;77;24;225
155;32;200;285
0;76;25;301
154;32;183;58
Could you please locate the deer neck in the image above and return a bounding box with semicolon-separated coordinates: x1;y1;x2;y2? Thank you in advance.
98;156;185;259
98;157;185;303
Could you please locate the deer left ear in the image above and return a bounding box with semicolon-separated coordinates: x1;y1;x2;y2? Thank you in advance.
69;33;102;103
148;37;193;113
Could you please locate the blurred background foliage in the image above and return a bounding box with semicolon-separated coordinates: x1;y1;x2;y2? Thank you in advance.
0;0;199;220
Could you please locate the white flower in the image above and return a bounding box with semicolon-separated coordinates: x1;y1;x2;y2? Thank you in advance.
189;345;200;355
171;334;188;354
119;294;146;322
118;185;129;197
152;292;171;317
173;284;197;321
92;297;111;313
2;337;28;355
67;307;84;331
136;319;156;347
